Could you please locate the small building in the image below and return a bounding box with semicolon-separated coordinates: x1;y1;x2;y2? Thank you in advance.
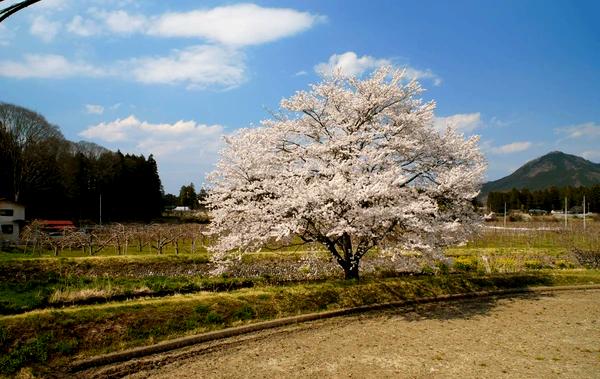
173;206;191;212
483;212;497;221
0;199;25;243
528;209;548;215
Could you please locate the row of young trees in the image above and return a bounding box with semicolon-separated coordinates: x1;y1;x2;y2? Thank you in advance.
0;103;163;222
486;185;600;213
21;223;207;256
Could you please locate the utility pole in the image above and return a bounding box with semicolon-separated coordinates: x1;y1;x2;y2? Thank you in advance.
583;195;586;231
99;193;102;226
504;202;507;227
564;197;567;229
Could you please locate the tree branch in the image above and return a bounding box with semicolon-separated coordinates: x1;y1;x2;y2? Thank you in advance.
0;0;42;23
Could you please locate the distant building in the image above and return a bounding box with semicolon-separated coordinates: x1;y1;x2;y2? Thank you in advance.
483;212;497;221
528;209;547;215
0;199;25;243
173;206;191;212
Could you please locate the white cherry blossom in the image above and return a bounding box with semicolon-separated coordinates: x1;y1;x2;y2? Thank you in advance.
208;67;486;279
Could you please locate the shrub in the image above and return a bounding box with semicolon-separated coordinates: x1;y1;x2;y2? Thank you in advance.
233;305;256;320
524;260;544;270
509;213;532;222
0;333;52;375
0;325;7;348
438;262;450;274
194;304;210;315
553;259;575;269
491;257;517;273
53;338;78;354
420;265;435;275
205;311;224;324
453;256;480;272
571;248;600;269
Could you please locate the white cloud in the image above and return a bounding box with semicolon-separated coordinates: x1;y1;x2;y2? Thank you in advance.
0;47;243;90
0;24;13;46
84;104;104;115
490;141;532;154
552;122;600;162
67;15;101;37
315;52;391;77
404;67;442;86
80;115;223;148
9;4;321;91
56;4;322;90
314;51;441;85
66;4;323;45
30;16;61;42
434;113;481;133
555;122;600;139
294;70;308;76
99;10;147;34
148;4;324;46
0;54;105;79
80;115;137;142
126;45;246;89
80;115;225;192
581;150;600;161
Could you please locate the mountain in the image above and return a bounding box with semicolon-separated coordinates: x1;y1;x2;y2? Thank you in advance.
481;151;600;196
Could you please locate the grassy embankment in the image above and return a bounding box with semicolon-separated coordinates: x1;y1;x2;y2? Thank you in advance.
1;270;599;377
0;220;598;376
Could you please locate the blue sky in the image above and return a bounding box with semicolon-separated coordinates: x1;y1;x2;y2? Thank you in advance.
1;0;599;193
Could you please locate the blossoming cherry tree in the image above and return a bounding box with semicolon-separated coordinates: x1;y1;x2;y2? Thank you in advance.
208;67;485;279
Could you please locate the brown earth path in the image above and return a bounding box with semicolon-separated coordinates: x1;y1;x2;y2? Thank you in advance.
85;289;600;378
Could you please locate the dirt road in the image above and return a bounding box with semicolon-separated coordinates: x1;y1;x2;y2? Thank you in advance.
89;289;600;378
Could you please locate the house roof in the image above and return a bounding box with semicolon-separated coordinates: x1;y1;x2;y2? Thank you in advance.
0;199;25;208
37;220;75;226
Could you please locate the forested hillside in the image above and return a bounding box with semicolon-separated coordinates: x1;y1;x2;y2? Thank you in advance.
486;185;600;213
0;103;163;222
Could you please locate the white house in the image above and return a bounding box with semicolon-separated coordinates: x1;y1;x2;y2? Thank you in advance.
173;206;191;212
0;199;25;243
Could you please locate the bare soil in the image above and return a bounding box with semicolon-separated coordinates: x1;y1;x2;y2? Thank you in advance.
84;289;600;379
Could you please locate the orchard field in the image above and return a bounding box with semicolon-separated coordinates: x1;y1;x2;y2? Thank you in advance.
0;219;599;377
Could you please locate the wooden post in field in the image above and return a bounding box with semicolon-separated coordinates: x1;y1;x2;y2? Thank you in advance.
503;202;507;227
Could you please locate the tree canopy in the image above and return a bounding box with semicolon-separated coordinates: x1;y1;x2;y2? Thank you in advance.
179;183;198;209
208;68;485;279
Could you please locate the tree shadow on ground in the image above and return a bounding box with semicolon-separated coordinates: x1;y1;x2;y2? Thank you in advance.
387;291;555;322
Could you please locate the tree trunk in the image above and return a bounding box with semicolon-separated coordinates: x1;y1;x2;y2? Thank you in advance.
343;259;360;280
323;236;362;281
